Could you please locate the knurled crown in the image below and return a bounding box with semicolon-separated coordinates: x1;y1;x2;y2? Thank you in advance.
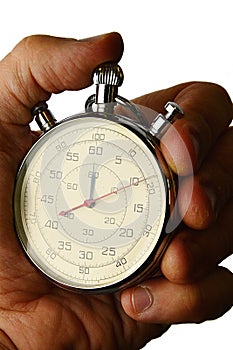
93;62;124;86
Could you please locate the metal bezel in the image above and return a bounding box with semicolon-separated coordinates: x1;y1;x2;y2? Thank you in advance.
14;110;175;293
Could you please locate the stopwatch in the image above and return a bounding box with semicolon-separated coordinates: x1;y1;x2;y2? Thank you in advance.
14;62;184;293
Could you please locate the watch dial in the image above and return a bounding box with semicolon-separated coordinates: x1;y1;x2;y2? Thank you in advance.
14;114;168;292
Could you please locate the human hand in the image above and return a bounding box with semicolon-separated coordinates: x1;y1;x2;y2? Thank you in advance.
0;33;232;350
121;82;233;324
0;33;169;350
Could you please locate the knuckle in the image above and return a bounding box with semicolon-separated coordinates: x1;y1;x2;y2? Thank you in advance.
16;34;47;51
185;284;209;323
196;82;232;113
184;267;233;324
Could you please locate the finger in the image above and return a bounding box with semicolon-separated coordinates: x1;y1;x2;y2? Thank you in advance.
0;151;25;257
161;199;233;284
168;129;233;279
134;82;233;175
0;32;123;125
178;126;233;229
121;267;233;324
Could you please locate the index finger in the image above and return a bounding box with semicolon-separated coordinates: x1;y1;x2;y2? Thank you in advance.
133;82;233;175
0;33;123;126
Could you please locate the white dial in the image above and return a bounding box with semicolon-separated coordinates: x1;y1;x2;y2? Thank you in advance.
14;114;168;292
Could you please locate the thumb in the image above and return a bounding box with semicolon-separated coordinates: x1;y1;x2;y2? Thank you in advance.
0;32;123;125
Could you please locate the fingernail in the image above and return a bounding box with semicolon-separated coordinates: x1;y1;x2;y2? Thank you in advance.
132;286;153;314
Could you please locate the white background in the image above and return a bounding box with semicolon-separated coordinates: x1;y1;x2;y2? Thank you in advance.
1;1;232;349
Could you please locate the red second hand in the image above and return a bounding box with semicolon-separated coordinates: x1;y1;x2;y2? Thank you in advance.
59;176;152;217
59;188;120;216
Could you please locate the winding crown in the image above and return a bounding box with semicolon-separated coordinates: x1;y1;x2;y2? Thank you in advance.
93;62;124;86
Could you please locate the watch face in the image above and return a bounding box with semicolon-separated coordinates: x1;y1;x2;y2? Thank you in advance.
14;113;168;292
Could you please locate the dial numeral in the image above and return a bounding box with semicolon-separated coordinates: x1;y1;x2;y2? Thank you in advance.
41;195;54;204
82;228;94;236
79;266;90;275
56;141;66;152
104;217;116;225
130;177;139;186
29;212;36;224
49;170;63;179
66;151;79;161
88;171;99;179
92;133;105;141
33;171;40;183
62;212;75;220
66;182;78;190
46;248;56;260
115;155;122;164
58;241;72;251
128;149;136;157
119;228;134;238
133;203;144;213
116;257;127;267
102;247;116;256
89;146;103;155
45;220;58;229
147;182;156;195
79;250;94;260
143;224;152;237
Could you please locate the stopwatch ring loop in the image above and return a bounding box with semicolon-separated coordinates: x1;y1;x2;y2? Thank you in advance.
85;94;147;126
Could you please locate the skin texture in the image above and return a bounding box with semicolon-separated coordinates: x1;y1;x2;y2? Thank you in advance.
0;33;232;349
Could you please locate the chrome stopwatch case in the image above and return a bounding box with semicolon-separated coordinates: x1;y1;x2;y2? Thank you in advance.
14;63;183;293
